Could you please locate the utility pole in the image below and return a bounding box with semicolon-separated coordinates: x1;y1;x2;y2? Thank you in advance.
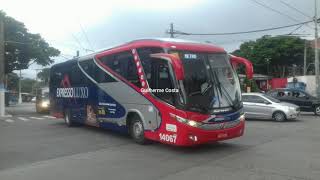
0;14;5;116
169;23;174;38
74;50;80;58
18;69;22;104
314;0;320;97
34;68;42;97
304;40;307;75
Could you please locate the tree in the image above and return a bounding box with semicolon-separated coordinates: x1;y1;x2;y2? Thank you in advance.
20;78;36;93
6;72;19;91
232;35;314;77
37;68;50;85
1;11;60;73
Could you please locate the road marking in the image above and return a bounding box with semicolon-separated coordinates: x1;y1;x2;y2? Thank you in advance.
18;117;29;121
4;119;14;123
42;115;55;119
30;117;44;120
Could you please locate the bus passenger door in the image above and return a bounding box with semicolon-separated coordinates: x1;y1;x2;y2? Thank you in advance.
150;59;175;105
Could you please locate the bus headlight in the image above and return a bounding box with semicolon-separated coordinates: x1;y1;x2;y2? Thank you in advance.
170;113;202;127
41;101;49;108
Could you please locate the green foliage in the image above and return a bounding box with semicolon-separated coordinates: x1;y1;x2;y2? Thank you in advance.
6;72;19;91
242;78;260;92
37;68;50;85
20;78;36;93
1;11;60;73
6;73;45;94
232;35;314;77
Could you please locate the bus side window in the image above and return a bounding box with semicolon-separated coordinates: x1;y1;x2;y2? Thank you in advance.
137;47;164;88
70;63;86;85
79;60;94;79
103;51;141;88
151;59;175;105
80;59;116;83
50;67;63;88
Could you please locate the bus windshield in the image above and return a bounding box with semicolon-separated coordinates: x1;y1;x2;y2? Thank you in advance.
171;51;241;113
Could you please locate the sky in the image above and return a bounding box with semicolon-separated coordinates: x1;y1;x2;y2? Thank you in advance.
1;0;318;78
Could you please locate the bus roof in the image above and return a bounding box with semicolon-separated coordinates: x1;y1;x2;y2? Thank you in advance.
78;38;226;61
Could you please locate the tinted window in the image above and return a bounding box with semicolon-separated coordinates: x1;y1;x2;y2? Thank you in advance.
79;59;116;83
276;90;286;97
242;95;266;103
101;52;141;87
268;91;278;97
152;59;174;104
292;91;306;98
79;60;95;78
137;47;164;83
50;67;63;88
70;63;86;85
284;90;293;97
242;95;251;102
262;94;280;103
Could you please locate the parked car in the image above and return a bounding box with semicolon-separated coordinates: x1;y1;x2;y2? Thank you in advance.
31;96;36;102
242;93;300;122
267;88;320;116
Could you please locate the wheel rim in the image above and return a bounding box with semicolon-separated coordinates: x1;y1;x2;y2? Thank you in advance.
275;113;284;121
316;107;320;114
133;121;143;138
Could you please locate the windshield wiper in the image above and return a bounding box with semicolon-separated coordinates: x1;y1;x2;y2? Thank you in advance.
211;70;235;108
201;82;213;95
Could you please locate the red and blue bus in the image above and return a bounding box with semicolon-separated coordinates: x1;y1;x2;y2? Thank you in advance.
50;38;246;146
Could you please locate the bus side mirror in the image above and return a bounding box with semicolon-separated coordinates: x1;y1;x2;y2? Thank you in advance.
230;55;253;80
150;53;185;80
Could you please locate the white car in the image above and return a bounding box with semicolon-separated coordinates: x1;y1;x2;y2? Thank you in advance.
31;97;36;102
242;93;300;122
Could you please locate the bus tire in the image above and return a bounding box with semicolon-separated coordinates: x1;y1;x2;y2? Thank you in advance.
129;116;149;144
64;110;75;127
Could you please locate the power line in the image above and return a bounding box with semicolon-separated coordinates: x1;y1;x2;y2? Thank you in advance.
250;0;302;23
79;23;94;51
70;33;87;52
170;20;313;36
288;23;305;35
213;33;311;45
279;0;312;19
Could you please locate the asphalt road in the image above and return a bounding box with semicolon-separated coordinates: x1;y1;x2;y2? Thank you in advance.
0;103;319;180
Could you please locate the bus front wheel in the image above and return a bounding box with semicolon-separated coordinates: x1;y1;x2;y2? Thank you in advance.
129;117;149;144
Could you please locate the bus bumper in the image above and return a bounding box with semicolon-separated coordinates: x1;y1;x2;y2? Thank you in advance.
176;121;245;146
146;120;245;146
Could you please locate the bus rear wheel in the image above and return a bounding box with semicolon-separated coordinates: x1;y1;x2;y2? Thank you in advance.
64;110;75;127
129;117;148;144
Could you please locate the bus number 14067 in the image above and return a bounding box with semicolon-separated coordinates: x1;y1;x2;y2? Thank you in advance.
159;133;177;143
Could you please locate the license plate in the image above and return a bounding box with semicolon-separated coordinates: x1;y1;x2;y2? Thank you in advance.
217;133;228;138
